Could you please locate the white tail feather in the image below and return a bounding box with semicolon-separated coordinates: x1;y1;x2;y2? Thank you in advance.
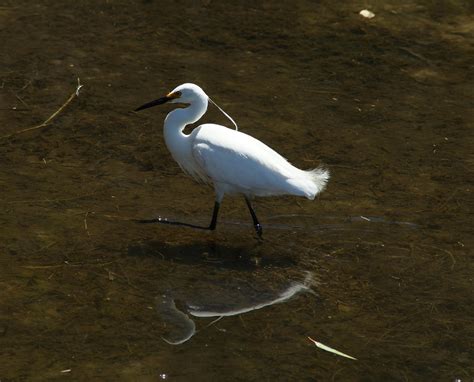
306;166;330;199
286;166;329;200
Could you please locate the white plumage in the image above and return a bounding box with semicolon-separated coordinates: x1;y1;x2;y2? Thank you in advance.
135;83;329;237
192;123;328;199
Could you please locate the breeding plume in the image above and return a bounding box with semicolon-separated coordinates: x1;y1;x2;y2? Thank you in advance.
135;83;329;237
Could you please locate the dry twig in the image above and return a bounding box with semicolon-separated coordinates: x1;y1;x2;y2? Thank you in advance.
1;78;83;140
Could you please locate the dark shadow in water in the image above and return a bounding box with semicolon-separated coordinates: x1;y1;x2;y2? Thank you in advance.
127;240;298;270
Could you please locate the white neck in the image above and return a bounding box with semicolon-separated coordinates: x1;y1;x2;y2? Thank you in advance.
163;97;208;166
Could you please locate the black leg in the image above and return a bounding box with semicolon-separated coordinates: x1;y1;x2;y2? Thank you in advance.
136;201;221;231
208;201;220;230
245;197;263;238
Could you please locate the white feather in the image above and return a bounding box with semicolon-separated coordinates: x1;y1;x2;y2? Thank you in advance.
191;123;329;199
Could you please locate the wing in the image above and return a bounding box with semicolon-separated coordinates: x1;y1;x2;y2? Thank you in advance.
191;124;299;196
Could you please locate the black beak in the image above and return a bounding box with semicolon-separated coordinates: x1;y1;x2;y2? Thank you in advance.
135;96;170;112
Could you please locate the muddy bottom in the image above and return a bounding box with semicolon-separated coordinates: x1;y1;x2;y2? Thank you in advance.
1;0;473;381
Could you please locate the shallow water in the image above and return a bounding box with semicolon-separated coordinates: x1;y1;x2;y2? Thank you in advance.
1;0;473;380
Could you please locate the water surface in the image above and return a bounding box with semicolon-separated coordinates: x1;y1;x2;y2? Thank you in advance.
1;0;473;380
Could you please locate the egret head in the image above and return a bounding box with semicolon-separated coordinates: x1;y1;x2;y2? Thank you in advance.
169;83;207;104
135;83;207;111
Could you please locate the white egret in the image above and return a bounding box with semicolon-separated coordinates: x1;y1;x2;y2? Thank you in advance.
135;83;329;237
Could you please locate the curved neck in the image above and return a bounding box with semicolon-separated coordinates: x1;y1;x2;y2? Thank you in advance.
163;97;208;163
164;97;208;135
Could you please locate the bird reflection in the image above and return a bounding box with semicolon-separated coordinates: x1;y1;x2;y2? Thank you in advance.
128;240;315;345
156;272;314;345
